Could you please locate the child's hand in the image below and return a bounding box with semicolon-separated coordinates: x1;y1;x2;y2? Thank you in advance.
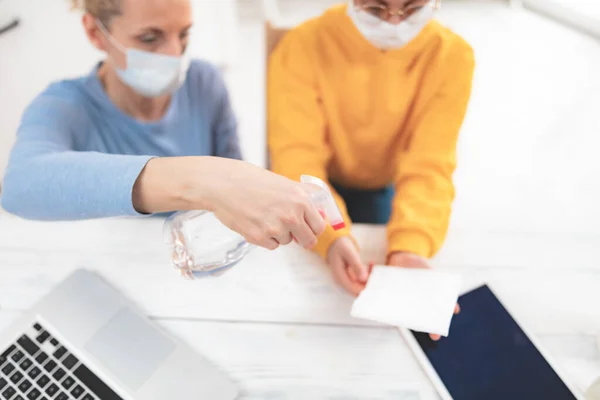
327;237;369;296
388;251;461;341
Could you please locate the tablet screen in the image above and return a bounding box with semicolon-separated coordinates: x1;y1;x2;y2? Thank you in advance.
411;285;577;400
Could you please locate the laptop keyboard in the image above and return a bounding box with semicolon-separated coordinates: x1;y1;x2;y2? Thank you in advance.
0;323;123;400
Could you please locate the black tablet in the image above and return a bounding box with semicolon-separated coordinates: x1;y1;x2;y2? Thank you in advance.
402;285;582;400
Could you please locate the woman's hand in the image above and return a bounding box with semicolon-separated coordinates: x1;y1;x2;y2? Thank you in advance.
206;159;327;250
133;156;326;250
388;251;461;341
327;237;369;296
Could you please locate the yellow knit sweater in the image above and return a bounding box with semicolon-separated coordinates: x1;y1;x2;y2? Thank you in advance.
268;4;475;259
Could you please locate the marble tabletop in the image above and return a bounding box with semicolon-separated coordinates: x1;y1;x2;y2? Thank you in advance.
0;211;598;399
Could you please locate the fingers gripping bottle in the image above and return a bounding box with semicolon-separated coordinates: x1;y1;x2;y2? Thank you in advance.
299;175;345;230
164;175;345;279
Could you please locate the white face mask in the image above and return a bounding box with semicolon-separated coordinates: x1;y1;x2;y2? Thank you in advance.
97;20;190;98
347;1;434;50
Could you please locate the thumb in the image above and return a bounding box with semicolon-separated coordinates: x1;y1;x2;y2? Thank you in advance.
344;248;369;283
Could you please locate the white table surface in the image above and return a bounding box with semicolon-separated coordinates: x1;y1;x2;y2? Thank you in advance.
0;212;599;399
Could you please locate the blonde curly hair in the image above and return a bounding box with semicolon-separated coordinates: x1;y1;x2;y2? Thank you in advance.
70;0;122;26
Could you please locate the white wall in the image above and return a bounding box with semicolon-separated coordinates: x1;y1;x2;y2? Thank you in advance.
523;0;600;39
433;3;600;234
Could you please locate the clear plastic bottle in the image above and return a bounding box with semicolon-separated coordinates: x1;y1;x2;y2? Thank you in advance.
164;210;253;279
163;175;345;279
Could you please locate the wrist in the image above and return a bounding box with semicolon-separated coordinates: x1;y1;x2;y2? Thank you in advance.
324;235;357;261
388;250;415;259
177;156;230;212
387;251;428;265
133;157;216;214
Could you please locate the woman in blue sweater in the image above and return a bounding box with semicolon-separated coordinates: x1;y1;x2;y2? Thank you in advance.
1;0;325;251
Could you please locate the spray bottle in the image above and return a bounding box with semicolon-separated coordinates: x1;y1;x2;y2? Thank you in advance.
164;175;345;279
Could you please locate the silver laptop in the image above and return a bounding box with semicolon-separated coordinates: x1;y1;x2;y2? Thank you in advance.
0;269;238;400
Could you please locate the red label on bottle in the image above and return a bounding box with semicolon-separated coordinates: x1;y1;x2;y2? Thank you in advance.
332;222;346;231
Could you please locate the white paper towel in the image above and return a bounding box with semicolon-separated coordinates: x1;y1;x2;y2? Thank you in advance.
351;266;463;336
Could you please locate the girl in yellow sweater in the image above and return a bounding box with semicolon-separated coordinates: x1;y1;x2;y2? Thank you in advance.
268;0;474;317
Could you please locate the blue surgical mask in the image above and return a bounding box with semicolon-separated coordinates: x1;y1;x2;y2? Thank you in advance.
348;1;434;50
97;20;190;97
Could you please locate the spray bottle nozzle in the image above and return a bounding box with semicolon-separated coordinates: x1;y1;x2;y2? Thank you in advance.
301;175;346;231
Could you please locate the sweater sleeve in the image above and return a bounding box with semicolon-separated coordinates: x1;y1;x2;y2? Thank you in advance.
1;93;153;220
388;40;475;258
268;29;353;259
